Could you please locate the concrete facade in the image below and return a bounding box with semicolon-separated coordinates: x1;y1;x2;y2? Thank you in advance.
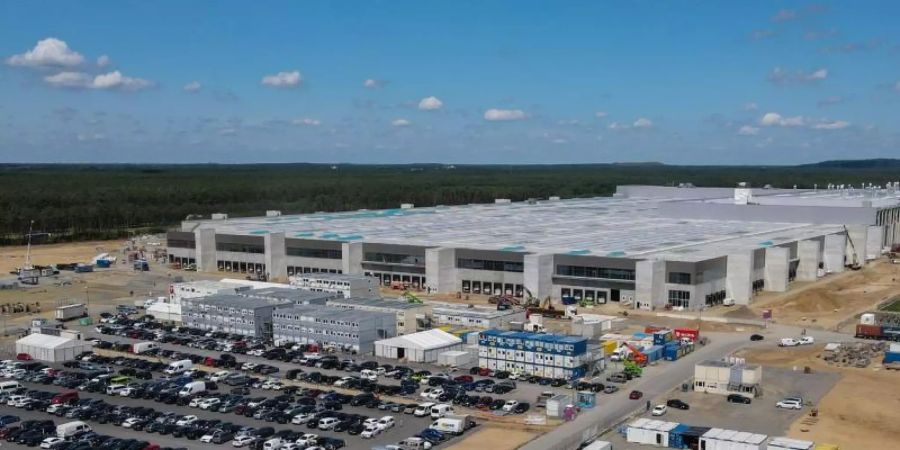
635;259;665;310
425;247;457;293
726;251;754;305
264;232;287;281
524;253;555;300
341;242;364;275
763;246;790;292
824;234;847;273
796;239;822;281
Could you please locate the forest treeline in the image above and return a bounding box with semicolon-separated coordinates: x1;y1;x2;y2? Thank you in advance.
2;161;899;245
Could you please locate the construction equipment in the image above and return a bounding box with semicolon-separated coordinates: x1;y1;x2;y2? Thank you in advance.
623;360;644;377
842;225;862;270
623;342;648;366
402;291;423;304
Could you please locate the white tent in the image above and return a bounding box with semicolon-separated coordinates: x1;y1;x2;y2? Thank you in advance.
374;329;463;362
147;302;182;323
15;333;93;362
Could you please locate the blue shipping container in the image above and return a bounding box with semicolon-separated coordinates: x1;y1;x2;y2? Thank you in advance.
884;351;900;364
668;423;690;449
645;345;664;362
664;346;680;361
96;259;111;268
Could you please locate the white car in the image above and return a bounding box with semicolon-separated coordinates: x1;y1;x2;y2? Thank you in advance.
40;437;66;449
122;417;143;428
11;396;31;407
188;397;205;408
798;336;815;345
242;362;259;371
362;418;379;428
119;387;138;397
334;377;357;387
200;433;215;443
295;434;319;446
199;398;222;410
426;388;444;400
292;413;315;425
261;380;283;390
248;349;265;357
106;384;126;395
360;424;382;439
6;395;26;406
176;415;198;426
377;416;396;430
651;405;668;416
46;404;66;414
318;417;340;430
232;435;256;447
776;398;803;410
209;371;231;382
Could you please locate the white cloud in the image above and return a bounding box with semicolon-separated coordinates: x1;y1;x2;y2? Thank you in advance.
392;118;411;127
261;70;302;88
363;78;387;88
552;138;568;144
594;111;608;118
418;96;443;111
607;122;629;130
219;128;237;136
760;112;806;127
183;81;202;93
738;125;760;136
768;67;829;84
292;118;321;126
6;37;84;67
483;108;526;121
76;132;106;142
96;55;110;67
43;70;153;91
811;120;850;130
633;118;653;128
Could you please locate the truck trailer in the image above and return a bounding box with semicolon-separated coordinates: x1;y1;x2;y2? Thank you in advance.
55;304;87;322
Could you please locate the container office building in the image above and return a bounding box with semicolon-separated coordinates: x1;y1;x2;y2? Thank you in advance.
168;184;900;310
477;329;589;379
272;305;396;354
431;304;527;329
181;294;292;339
693;358;762;398
326;297;431;334
288;273;379;298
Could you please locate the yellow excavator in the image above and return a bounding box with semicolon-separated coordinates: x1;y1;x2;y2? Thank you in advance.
402;291;423;304
843;225;862;270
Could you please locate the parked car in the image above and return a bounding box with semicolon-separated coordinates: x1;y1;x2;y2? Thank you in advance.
628;390;643;400
776;397;803;410
666;399;689;410
651;405;667;416
727;394;752;404
750;334;764;341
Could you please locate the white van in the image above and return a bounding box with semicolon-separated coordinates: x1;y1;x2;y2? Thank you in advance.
164;359;193;375
360;369;378;381
429;417;465;435
178;381;207;397
414;402;435;417
430;403;454;419
0;381;23;395
779;338;799;347
263;437;284;449
56;421;92;438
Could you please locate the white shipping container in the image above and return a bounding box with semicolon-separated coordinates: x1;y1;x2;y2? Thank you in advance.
524;351;534;363
553;367;564;379
487;359;497;370
767;437;814;450
478;347;488;357
515;351;525;362
478;357;487;368
543;366;555;377
487;348;497;358
496;360;506;370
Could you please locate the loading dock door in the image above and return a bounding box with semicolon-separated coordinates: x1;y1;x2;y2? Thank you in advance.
397;348;405;359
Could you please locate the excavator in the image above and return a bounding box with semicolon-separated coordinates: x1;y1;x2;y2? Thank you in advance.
843;225;862;270
623;342;648;366
402;291;423;304
523;288;564;319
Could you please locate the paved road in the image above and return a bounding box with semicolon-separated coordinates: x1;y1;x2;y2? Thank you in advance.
520;324;860;450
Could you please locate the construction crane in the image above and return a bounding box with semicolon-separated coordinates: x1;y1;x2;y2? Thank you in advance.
623;342;648;366
842;225;862;270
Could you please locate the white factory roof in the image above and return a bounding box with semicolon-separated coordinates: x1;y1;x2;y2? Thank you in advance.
186;186;896;262
375;329;462;351
16;333;84;349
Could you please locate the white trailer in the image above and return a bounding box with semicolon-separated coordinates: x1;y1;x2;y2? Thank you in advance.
56;304;87;321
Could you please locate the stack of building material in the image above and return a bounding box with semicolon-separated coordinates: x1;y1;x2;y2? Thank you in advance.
767;437;815;450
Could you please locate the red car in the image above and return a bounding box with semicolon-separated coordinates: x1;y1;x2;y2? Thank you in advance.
454;375;474;383
15;353;32;361
478;368;492;377
629;390;643;400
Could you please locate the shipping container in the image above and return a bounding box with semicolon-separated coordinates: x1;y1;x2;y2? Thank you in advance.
645;345;665;362
883;351;900;364
767;437;815;450
674;328;700;342
856;324;883;339
653;330;674;346
812;444;839;450
601;340;618;355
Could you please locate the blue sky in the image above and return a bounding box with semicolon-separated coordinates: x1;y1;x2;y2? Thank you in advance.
1;1;898;164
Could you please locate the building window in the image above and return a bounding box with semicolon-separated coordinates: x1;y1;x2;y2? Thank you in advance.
286;247;342;259
456;258;524;273
556;265;635;281
364;252;424;266
667;272;692;285
667;290;691;308
215;242;264;254
166;239;195;249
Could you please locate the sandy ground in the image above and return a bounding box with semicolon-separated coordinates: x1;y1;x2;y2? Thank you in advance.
0;239;129;274
744;260;900;330
444;426;537;450
738;345;900;450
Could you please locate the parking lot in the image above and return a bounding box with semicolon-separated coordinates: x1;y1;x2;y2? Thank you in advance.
597;365;841;448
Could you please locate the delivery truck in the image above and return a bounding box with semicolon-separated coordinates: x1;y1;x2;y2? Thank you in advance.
131;342;158;354
428;414;473;435
164;359;193;375
56;304;87;322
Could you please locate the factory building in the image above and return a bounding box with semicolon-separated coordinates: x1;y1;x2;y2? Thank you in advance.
477;329;589;379
181;294;293;338
168;184;900;311
431;304;527;329
693;358;762;398
272;305;396;354
325;297;431;334
288;273;379;298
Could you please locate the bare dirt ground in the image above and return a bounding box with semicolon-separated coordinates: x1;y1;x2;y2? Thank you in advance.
0;239;125;274
738;345;900;450
744;260;900;330
444;426;537;450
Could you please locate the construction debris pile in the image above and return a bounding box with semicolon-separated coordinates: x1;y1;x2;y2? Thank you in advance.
820;341;889;368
